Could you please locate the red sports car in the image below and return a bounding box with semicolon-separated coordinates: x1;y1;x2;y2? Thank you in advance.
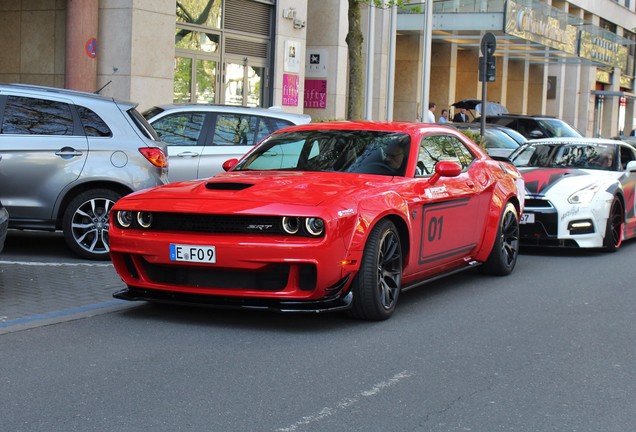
110;121;524;320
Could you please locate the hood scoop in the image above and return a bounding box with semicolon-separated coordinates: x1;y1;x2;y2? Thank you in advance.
205;182;254;191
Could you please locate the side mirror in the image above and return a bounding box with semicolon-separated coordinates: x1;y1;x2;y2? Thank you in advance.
626;160;636;173
428;160;461;185
222;158;239;172
528;130;544;138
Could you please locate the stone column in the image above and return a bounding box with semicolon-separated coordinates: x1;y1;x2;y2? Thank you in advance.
64;0;98;92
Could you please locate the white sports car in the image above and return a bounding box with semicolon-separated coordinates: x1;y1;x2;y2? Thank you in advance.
510;138;636;251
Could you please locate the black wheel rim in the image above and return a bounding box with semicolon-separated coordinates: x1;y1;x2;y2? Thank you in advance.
609;201;623;248
70;197;113;256
376;230;402;310
500;209;519;267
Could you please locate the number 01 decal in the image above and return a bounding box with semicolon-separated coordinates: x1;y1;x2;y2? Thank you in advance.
418;199;476;265
427;216;444;242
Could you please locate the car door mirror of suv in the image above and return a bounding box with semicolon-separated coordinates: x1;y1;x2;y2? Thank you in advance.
528;130;544;138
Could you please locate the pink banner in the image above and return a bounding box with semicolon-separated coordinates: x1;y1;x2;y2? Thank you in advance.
282;73;299;106
304;79;327;109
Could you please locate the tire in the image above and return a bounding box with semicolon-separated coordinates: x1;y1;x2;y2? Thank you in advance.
62;189;122;260
603;197;623;252
349;220;402;321
479;202;519;276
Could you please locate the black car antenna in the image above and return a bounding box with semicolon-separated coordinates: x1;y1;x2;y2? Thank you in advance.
95;80;112;94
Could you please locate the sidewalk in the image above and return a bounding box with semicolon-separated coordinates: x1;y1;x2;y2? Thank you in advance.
0;260;133;333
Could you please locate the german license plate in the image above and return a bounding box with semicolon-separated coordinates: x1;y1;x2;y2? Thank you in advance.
520;213;535;224
170;244;216;263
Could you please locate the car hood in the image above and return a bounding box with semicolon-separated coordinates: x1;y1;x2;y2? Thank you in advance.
127;171;390;207
520;167;618;196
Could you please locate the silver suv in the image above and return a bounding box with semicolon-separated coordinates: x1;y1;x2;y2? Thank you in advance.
143;104;311;182
0;84;168;260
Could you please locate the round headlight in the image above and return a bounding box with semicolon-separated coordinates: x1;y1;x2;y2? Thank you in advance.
116;211;133;228
305;217;325;236
137;211;153;229
282;216;300;235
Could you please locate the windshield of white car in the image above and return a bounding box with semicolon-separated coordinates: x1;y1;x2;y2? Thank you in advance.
511;143;617;171
233;130;411;176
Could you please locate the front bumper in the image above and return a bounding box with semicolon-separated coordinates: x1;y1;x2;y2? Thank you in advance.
113;285;353;314
520;198;607;248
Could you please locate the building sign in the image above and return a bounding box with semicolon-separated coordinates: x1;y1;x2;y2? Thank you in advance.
504;0;577;55
282;73;299;106
284;40;300;73
306;49;328;78
304;79;327;109
578;31;628;70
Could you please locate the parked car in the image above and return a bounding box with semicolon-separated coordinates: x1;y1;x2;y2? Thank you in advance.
509;137;636;251
0;83;168;260
0;200;8;254
475;114;582;139
451;122;527;158
110;121;525;321
143;104;312;182
612;135;636;147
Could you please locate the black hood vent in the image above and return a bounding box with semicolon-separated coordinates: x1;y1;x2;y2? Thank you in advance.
205;182;253;191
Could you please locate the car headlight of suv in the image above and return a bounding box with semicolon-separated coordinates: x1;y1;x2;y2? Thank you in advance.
568;184;600;204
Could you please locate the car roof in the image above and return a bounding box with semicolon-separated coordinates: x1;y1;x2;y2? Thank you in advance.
526;137;621;146
272;120;463;134
147;103;312;123
0;83;135;107
484;113;558;119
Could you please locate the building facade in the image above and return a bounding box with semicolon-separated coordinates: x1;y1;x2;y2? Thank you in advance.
0;0;634;137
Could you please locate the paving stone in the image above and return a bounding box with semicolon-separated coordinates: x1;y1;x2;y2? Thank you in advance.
0;262;124;323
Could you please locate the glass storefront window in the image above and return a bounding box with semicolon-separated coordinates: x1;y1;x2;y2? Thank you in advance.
176;0;222;29
225;63;245;106
176;29;219;53
173;57;193;103
196;59;217;103
247;66;263;107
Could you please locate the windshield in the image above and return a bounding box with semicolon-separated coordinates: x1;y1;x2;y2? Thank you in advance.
234;130;411;176
511;143;617;171
536;119;582;138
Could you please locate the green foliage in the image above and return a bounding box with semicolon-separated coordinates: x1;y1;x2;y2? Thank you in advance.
459;129;486;149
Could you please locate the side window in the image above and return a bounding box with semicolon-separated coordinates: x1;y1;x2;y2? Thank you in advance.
620;145;636;170
256;117;293;143
212;114;258;146
151;112;205;146
417;135;470;176
2;96;74;135
77;106;112;137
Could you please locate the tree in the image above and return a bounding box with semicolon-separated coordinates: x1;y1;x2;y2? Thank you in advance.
345;0;418;120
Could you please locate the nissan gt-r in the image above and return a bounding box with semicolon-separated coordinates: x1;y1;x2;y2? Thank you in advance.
109;121;524;320
510;137;636;251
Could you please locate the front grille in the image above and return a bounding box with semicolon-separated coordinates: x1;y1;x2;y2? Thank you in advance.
140;258;290;291
520;212;558;238
525;198;553;208
149;213;285;235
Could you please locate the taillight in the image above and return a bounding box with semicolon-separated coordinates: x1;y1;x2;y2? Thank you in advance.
139;147;168;168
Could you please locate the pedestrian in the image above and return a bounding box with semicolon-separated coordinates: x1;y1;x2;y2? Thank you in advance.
453;107;469;123
439;109;449;123
427;102;436;123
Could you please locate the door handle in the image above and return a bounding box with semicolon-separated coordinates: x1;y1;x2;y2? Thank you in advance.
55;147;83;158
176;151;200;158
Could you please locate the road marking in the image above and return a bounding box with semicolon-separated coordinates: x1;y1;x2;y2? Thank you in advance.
274;370;414;432
0;260;113;267
0;300;137;334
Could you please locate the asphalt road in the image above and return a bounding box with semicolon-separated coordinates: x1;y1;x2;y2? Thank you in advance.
1;233;635;431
